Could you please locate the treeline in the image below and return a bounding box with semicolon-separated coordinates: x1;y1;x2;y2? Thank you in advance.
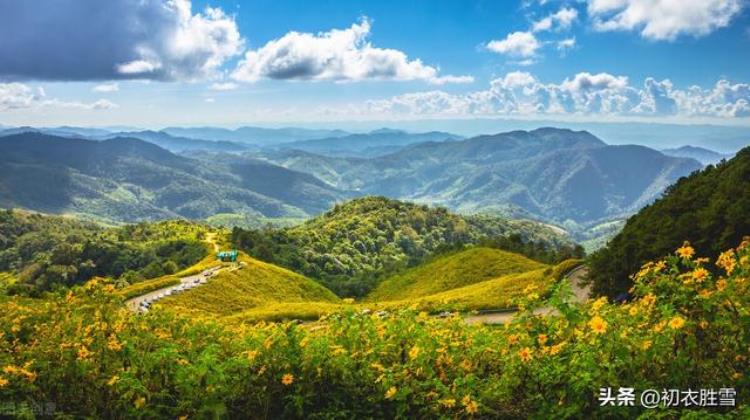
231;197;583;297
588;147;750;298
0;211;208;296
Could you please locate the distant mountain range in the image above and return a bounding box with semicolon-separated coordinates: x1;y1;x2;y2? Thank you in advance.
0;132;348;222
270;129;463;157
101;130;253;153
262;128;703;226
161;126;350;146
0;127;704;233
660;145;733;165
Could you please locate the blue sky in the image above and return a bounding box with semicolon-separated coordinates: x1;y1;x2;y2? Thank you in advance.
0;0;749;128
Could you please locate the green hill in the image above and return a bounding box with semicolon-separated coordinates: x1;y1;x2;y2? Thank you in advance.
232;196;581;297
0;209;211;295
157;253;340;317
366;247;546;301
588;146;750;297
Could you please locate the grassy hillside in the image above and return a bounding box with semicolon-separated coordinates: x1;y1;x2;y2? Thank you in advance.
157;253;340;317
589;146;750;297
232;196;581;297
366;247;546;301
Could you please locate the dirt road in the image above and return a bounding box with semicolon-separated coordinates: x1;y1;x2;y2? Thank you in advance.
463;265;590;325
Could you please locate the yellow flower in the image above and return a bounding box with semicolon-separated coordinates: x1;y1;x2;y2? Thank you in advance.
699;320;709;329
716;279;728;291
134;397;146;409
281;373;294;386
716;250;737;274
591;297;607;312
439;398;456;408
518;347;533;362
506;334;519;345
641;340;652;350
640;293;656;307
698;289;713;298
676;242;695;259
465;400;479;415
370;362;385;372
244;350;259;362
588;316;608;334
628;306;639;316
692;268;709;282
77;346;91;360
537;334;548;345
669;316;686;330
0;377;8;388
107;336;122;352
385;386;397;399
549;342;565;355
409;345;420;360
107;375;119;386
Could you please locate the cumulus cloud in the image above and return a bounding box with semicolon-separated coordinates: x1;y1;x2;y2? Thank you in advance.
0;0;243;81
486;31;541;57
532;7;579;32
93;83;119;93
587;0;743;40
358;72;750;119
0;83;118;111
231;19;472;85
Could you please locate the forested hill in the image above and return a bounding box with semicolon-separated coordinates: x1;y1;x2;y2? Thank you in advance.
588;146;750;298
0;132;347;223
231;196;582;297
0;209;210;295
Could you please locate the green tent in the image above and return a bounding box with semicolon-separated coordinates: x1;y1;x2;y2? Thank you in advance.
216;250;238;262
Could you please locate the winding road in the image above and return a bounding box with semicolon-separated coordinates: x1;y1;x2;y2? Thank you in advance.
463;265;590;325
125;232;225;312
125;266;222;312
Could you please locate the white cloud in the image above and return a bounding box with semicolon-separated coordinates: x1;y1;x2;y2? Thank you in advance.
357;72;750;119
0;83;37;110
0;83;118;111
93;82;119;93
587;0;743;40
557;38;576;52
232;19;472;85
0;0;244;81
532;7;579;32
209;82;239;91
204;97;216;103
486;31;541;57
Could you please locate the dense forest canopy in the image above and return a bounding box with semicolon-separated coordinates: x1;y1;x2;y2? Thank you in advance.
588;147;750;298
232;196;583;297
0;210;209;296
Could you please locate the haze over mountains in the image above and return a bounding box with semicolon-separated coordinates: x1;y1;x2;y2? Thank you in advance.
0;125;708;242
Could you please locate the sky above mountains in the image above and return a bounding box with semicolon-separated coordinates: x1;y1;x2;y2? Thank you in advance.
0;0;749;127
